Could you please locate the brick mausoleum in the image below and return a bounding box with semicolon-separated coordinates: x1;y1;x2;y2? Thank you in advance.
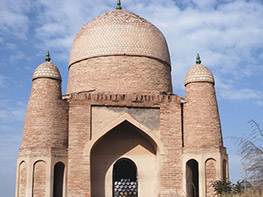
16;2;228;197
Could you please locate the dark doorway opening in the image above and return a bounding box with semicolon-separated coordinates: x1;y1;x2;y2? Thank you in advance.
113;158;138;197
53;162;65;197
186;159;199;197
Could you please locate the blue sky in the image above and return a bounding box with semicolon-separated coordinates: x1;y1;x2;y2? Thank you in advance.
0;0;263;196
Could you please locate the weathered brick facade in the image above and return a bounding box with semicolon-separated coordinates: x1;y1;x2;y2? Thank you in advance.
16;8;228;197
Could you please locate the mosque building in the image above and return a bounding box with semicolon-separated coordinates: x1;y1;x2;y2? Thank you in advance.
16;1;228;197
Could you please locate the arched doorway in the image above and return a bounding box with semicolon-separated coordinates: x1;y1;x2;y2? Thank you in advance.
186;159;199;197
91;120;158;196
113;158;138;197
53;162;65;197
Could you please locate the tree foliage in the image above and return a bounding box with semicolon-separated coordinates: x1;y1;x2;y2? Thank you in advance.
212;180;246;196
230;120;263;187
212;180;233;196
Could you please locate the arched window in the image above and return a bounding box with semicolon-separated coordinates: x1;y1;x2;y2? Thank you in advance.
186;159;199;197
113;158;138;197
53;162;65;197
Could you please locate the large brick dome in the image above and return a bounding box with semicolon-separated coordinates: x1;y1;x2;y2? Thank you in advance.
69;9;170;67
67;9;172;94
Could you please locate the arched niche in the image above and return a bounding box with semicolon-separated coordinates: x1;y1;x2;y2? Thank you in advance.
33;160;47;197
186;159;199;197
113;158;138;197
205;158;216;197
223;159;227;182
91;120;158;197
53;162;65;197
18;161;27;197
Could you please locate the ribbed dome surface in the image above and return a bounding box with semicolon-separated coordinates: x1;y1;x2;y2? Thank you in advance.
185;64;215;86
33;62;61;81
69;9;170;66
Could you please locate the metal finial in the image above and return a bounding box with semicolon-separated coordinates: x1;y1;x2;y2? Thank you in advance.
196;53;201;64
45;50;51;62
116;0;122;9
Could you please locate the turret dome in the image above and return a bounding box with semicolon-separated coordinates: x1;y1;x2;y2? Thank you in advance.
33;62;61;81
184;55;214;86
184;64;215;86
69;9;170;67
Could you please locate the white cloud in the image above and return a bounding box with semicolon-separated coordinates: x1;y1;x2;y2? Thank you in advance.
6;43;16;49
0;101;27;123
0;0;32;39
215;75;263;102
254;100;263;107
220;88;263;101
9;51;28;63
0;74;7;88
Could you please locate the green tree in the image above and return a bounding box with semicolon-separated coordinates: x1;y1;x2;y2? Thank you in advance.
212;180;232;196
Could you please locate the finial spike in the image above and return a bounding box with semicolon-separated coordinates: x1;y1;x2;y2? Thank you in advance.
45;50;51;62
116;0;122;10
196;53;201;64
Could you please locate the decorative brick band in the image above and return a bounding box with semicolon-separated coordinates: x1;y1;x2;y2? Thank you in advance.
63;92;183;104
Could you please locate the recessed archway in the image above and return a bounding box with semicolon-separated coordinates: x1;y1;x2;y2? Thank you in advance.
91;120;158;197
186;159;199;197
53;162;65;197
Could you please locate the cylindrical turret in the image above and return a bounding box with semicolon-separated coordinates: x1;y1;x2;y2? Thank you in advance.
183;54;223;151
21;53;68;151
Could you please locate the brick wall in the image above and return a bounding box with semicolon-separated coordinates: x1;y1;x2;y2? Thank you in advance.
67;101;91;196
67;56;172;94
21;78;68;152
159;99;183;195
184;82;223;152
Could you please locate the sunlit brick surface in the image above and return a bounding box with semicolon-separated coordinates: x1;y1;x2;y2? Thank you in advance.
184;82;223;151
67;56;172;94
69;10;170;66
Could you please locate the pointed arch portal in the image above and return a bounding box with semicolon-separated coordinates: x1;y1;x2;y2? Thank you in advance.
91;120;158;196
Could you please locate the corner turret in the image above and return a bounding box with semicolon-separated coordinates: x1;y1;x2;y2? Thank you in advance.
184;54;222;151
21;52;68;151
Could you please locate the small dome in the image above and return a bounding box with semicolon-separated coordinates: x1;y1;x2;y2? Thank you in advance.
33;62;61;81
185;64;215;86
69;9;170;67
